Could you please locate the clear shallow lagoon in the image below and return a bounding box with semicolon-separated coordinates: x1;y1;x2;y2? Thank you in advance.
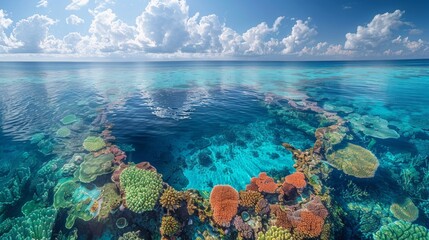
1;60;429;239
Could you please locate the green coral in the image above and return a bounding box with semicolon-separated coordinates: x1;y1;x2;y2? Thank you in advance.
21;200;45;216
74;153;113;183
390;198;419;222
160;216;181;237
1;207;57;240
82;136;106;152
374;220;429;240
119;166;163;213
61;114;78;125
326;143;379;178
56;126;71;138
257;226;293;240
119;231;144;240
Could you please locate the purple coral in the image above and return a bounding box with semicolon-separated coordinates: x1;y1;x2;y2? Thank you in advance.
233;216;253;239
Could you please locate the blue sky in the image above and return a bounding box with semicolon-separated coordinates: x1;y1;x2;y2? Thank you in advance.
0;0;428;60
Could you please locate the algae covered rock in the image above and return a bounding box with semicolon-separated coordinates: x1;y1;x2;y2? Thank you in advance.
257;226;293;240
119;166;163;213
82;136;106;152
390;198;419;222
373;220;429;240
74;153;114;183
326;143;379;178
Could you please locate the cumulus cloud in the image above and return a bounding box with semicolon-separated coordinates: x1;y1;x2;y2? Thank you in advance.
66;0;90;11
0;10;14;52
37;0;48;8
10;14;57;53
66;14;84;25
185;13;223;53
282;19;317;54
392;36;425;52
345;10;404;50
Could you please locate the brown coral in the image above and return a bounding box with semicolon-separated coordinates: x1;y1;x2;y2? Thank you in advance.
270;204;293;229
160;186;182;212
239;190;263;208
209;185;239;227
247;172;278;193
284;172;306;188
255;198;270;216
278;182;298;202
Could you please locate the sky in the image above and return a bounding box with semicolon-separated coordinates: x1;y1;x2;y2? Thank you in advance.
0;0;428;61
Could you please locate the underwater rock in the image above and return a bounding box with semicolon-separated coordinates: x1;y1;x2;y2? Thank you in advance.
1;207;57;240
119;166;163;213
284;172;306;189
346;113;400;139
326;143;379;178
160;186;182;212
390;198;419;223
160;215;181;237
56;126;71;138
82;136;106;152
373;220;429;240
210;185;239;227
239;190;263;208
257;226;293;239
61;114;78;125
246;172;278;193
74;153;114;183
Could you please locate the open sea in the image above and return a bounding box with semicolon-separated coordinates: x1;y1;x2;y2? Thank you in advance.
0;60;428;239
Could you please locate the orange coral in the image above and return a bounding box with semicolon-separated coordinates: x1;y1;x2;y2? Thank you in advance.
239;190;263;208
292;210;324;238
210;185;239;227
285;172;306;188
270;204;293;229
247;172;278;193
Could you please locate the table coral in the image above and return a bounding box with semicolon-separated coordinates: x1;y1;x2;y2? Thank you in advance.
210;185;239;227
373;220;429;240
75;153;114;183
56;126;71;138
98;183;121;221
82;136;106;152
247;172;278;193
119;166;163;213
390;198;419;222
346;113;400;139
284;172;306;188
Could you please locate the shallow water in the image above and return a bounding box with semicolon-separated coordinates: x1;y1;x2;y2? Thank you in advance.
1;60;429;239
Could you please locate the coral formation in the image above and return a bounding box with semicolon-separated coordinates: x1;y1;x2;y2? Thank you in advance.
56;126;71;138
346;113;400;139
210;185;239;227
233;216;253;239
116;217;128;229
326;143;379;178
247;172;278;193
373;220;429;240
390;198;419;222
284;172;306;188
119;231;143;240
160;186;182;211
61;114;78;125
74;153;114;183
82;136;106;152
257;226;293;240
291;210;325;238
255;198;270;216
160;215;181;237
239;190;263;208
119;166;163;213
98;183;121;221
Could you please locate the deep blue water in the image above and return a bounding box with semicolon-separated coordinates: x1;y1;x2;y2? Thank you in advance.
0;60;429;239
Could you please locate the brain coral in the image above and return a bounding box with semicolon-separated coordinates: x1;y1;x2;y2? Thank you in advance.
247;172;278;193
239;190;263;208
83;136;106;152
210;185;239;227
326;143;379;178
373;220;429;240
284;172;306;188
119;166;163;213
390;198;419;222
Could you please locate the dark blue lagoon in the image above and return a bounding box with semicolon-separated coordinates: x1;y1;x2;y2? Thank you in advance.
0;60;428;239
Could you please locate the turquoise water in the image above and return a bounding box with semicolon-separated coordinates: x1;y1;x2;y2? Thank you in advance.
0;60;428;239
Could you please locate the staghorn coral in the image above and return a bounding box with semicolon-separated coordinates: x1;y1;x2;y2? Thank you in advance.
255;198;270;216
373;220;429;240
119;166;163;213
291;210;325;238
326;143;379;178
247;172;278;193
1;207;57;240
74;153;114;183
390;198;419;222
233;216;253;239
160;186;182;212
210;185;239;227
284;172;306;188
257;226;293;240
239;190;263;208
160;215;181;237
82;136;106;152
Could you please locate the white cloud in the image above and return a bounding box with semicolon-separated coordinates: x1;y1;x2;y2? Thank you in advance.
37;0;48;8
384;49;403;56
392;36;425;52
325;44;353;56
282;19;317;54
185;13;223;53
10;14;57;53
0;10;14;52
66;14;84;25
66;0;90;11
345;10;404;50
136;0;189;52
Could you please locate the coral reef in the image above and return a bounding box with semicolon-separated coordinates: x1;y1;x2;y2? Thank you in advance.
257;226;293;240
326;143;379;178
82;136;106;152
210;185;239;227
160;215;181;237
255;198;270;216
119;166;163;213
74;153;114;183
390;198;419;222
290;210;325;238
373;220;429;240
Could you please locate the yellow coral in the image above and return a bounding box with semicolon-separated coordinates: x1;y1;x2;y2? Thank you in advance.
257;226;293;240
160;215;181;237
160;186;182;211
